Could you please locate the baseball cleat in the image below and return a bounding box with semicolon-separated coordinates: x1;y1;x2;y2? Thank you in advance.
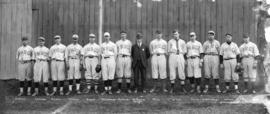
216;88;221;93
134;89;138;94
32;92;38;96
94;90;99;94
116;89;121;94
203;88;208;93
149;88;156;93
108;90;113;95
197;87;201;93
182;88;187;93
163;89;168;93
222;89;229;93
169;89;174;94
27;91;31;96
127;89;132;94
65;91;72;96
235;89;241;94
143;90;147;93
60;91;64;96
45;91;50;96
101;91;107;95
243;89;248;93
76;90;81;94
252;90;256;94
83;89;90;94
50;91;57;96
17;92;24;96
190;89;195;93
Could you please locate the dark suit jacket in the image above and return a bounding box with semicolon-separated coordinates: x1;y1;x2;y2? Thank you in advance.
131;43;150;68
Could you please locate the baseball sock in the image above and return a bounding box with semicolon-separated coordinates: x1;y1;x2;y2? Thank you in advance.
53;81;57;91
27;81;32;88
234;82;238;90
225;82;230;89
251;82;256;90
19;81;24;92
204;79;209;88
126;79;131;89
196;78;201;86
104;81;108;91
69;80;73;91
60;81;64;92
44;83;49;91
244;81;248;89
170;80;175;88
180;80;185;87
34;82;39;92
118;83;122;90
214;79;219;86
189;77;195;85
76;79;80;91
109;80;112;90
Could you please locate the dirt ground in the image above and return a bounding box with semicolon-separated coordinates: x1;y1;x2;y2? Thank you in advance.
0;79;268;114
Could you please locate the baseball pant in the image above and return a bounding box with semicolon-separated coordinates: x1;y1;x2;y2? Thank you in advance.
223;59;239;82
85;57;100;80
169;54;185;80
51;61;65;81
101;56;116;81
67;59;81;80
187;58;201;78
116;56;132;78
33;61;49;83
18;62;32;81
151;55;167;79
204;55;219;79
242;57;257;82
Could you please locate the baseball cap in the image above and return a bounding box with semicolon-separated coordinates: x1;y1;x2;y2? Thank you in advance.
243;34;249;38
120;30;127;34
72;34;79;39
208;30;215;35
38;37;45;41
190;32;196;36
155;30;161;34
21;37;28;41
54;35;61;39
104;32;110;37
89;33;96;38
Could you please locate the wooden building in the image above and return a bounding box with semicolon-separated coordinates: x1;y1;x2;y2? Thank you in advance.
0;0;260;80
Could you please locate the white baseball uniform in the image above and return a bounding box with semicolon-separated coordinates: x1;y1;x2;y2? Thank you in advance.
81;43;101;80
150;38;167;79
49;43;66;81
66;43;82;80
239;41;259;82
168;38;186;80
116;39;132;78
203;40;220;79
220;42;240;82
101;41;117;81
32;46;50;83
186;40;203;78
16;45;33;81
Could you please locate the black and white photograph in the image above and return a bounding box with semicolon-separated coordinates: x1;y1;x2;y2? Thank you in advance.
0;0;270;113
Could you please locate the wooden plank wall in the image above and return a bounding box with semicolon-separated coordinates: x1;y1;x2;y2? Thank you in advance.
0;0;258;79
0;0;32;79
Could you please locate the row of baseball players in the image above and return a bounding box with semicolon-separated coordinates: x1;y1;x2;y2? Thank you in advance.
16;30;259;96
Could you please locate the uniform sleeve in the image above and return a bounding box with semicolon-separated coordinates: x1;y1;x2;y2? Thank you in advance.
183;41;187;54
114;44;118;56
149;41;153;54
167;40;171;53
239;45;243;57
65;46;69;60
235;44;240;55
253;44;260;56
32;49;36;60
202;42;207;53
16;48;20;60
49;47;53;57
30;47;34;60
216;41;221;53
164;41;168;54
199;42;203;54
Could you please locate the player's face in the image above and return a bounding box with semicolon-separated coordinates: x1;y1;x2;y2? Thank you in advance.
226;35;232;42
173;33;179;39
120;33;127;39
208;34;214;40
73;38;78;43
137;39;142;44
38;40;45;46
104;35;110;41
89;37;95;43
22;40;28;46
243;37;249;43
55;38;61;44
156;34;162;39
190;35;196;41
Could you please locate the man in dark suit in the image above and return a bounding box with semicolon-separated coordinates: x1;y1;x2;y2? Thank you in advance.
131;33;150;93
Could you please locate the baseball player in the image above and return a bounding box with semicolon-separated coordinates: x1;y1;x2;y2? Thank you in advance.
186;32;203;93
115;31;132;94
16;37;33;96
32;37;50;96
101;32;117;95
149;30;168;93
65;34;83;95
81;33;101;94
239;34;259;94
168;30;187;93
220;33;241;94
49;35;67;96
202;31;221;93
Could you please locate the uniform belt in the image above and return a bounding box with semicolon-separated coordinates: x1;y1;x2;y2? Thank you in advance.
205;53;219;56
69;57;79;59
156;53;164;56
104;56;111;59
224;58;235;60
37;59;47;62
121;55;129;57
86;56;96;58
188;56;199;59
242;55;254;58
20;60;31;64
52;59;64;61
